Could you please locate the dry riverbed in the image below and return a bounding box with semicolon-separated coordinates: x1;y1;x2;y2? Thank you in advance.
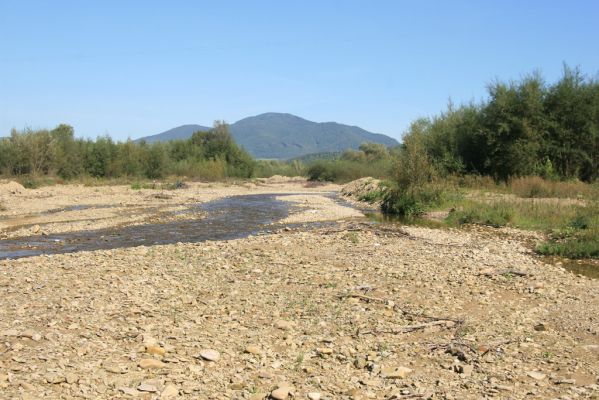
0;179;598;399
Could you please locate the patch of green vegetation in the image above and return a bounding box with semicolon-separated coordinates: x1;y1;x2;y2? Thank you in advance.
537;223;599;259
357;189;386;204
446;202;514;228
17;176;62;189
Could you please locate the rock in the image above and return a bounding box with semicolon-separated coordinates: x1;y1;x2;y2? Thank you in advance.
271;387;290;399
161;384;179;398
138;382;158;392
65;373;78;384
275;320;292;330
138;358;166;369
381;366;412;379
199;349;220;361
146;345;166;356
33;225;40;234
245;345;262;355
317;347;333;355
119;387;139;396
308;392;322;400
527;371;546;380
45;373;66;384
0;329;19;337
20;329;42;341
455;364;474;377
250;393;267;400
534;323;546;331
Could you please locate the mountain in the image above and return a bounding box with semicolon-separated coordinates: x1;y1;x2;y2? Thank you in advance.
135;113;399;159
136;124;210;143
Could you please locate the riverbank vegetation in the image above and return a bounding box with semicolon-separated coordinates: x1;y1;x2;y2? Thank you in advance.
0;122;255;182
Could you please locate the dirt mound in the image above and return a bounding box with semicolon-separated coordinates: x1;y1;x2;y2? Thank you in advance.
341;177;384;201
0;181;25;195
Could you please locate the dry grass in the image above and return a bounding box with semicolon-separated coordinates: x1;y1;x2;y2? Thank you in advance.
509;176;598;199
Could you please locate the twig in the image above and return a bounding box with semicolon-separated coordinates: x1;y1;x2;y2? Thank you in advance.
360;320;456;335
339;293;388;304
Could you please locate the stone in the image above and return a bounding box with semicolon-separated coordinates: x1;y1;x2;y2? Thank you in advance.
20;329;42;341
45;373;66;384
138;358;166;369
308;392;322;400
250;393;267;400
527;371;546;380
245;345;262;355
119;387;139;396
138;382;158;392
275;320;292;330
199;349;220;361
65;373;78;384
317;347;333;355
271;387;290;399
161;384;179;398
381;366;412;379
456;364;474;377
534;323;546;332
33;225;40;233
146;345;166;356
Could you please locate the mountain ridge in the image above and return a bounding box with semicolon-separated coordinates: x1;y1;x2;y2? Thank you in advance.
136;113;398;159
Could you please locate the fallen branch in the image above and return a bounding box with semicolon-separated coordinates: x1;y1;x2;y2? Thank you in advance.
480;269;532;277
338;293;388;304
360;320;456;335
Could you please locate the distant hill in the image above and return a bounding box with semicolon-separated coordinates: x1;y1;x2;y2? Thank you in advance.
135;124;211;143
135;113;399;159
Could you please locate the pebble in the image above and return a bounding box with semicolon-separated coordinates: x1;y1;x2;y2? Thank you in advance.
527;371;546;380
45;373;66;384
199;349;220;361
139;358;166;369
138;382;158;392
119;387;139;396
245;345;262;355
271;387;290;399
161;384;179;398
20;329;42;341
381;366;412;379
317;347;333;355
146;344;166;356
308;392;322;400
275;320;293;330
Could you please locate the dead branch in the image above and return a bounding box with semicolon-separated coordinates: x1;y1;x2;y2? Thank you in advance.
360;320;456;335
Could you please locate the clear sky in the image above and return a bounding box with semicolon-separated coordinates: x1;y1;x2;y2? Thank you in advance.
1;0;598;141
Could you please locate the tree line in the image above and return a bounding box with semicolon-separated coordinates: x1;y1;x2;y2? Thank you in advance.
403;65;598;182
0;122;255;180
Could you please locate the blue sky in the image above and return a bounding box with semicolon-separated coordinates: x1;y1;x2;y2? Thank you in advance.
1;0;598;141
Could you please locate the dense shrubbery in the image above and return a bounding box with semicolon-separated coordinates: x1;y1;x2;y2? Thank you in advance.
402;66;598;182
306;143;395;182
0;122;255;180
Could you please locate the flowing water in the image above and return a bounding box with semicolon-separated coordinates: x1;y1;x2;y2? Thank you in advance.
0;194;292;260
1;193;597;280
